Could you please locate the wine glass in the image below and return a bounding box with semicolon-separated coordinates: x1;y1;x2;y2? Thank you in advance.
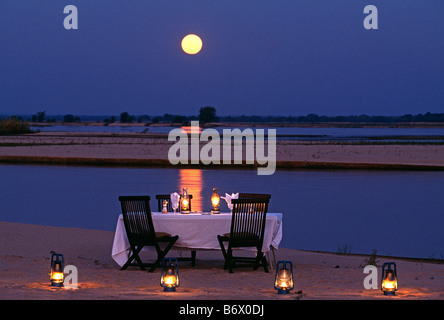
171;193;180;214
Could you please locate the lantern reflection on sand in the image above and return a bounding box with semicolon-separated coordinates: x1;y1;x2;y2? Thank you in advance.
179;169;203;212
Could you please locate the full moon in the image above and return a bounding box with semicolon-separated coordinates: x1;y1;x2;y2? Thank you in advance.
181;34;203;55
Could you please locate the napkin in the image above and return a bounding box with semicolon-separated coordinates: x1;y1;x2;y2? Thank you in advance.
221;193;239;211
170;192;181;210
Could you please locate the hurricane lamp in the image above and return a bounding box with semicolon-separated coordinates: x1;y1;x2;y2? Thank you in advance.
274;261;294;294
160;258;180;292
181;188;190;213
211;187;220;214
381;262;398;296
50;253;64;287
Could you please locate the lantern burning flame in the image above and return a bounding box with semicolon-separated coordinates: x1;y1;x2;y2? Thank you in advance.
181;188;190;213
160;258;180;292
274;261;294;294
211;187;220;214
381;262;398;296
50;253;64;287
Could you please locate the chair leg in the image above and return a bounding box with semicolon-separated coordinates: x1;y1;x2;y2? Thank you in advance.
253;253;260;271
227;250;234;273
191;250;196;267
150;256;164;273
262;254;269;273
121;246;145;271
217;236;228;270
251;251;269;273
149;236;179;273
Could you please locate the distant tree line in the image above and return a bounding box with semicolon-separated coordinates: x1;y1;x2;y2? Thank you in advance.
5;109;444;125
301;112;444;123
30;111;79;123
115;106;217;125
219;112;444;123
122;110;444;124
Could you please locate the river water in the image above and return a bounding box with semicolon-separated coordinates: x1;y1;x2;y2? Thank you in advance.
1;164;442;259
30;124;444;143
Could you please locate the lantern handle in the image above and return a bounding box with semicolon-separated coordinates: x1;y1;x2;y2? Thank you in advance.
51;253;64;264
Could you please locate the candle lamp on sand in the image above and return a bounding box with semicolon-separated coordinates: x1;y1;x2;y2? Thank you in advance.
381;262;398;296
50;253;64;287
160;258;179;292
274;261;294;294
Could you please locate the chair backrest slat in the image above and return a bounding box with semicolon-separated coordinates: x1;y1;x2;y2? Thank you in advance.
229;198;269;247
238;193;271;200
119;196;156;244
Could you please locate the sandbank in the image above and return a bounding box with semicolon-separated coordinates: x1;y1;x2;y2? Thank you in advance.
0;132;443;170
0;221;442;300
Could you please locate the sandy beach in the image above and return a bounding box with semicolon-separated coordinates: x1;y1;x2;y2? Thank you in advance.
0;221;442;300
0;131;443;170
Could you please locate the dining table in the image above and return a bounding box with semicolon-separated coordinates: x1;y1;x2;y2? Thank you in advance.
111;211;283;268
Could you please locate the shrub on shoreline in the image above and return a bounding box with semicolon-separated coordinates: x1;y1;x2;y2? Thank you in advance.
0;118;33;135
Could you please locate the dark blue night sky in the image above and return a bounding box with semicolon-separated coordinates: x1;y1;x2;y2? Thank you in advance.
1;1;443;117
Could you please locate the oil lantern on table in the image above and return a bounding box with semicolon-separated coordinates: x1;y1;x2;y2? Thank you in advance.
274;260;294;294
50;252;64;287
381;262;398;295
211;187;220;214
181;188;190;214
160;258;180;292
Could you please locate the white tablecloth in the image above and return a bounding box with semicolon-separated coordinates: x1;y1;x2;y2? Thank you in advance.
111;212;283;267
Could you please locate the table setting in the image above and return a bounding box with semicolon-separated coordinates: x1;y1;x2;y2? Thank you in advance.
111;188;283;268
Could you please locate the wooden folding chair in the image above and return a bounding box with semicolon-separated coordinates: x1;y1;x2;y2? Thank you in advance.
119;196;178;272
237;194;274;268
217;198;270;273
